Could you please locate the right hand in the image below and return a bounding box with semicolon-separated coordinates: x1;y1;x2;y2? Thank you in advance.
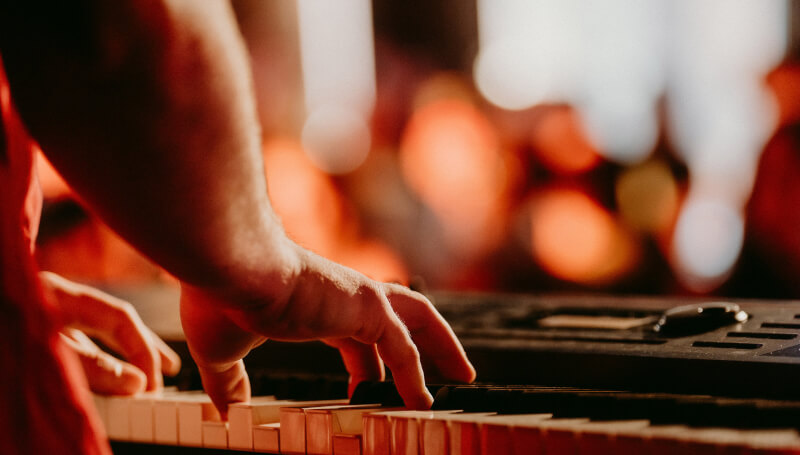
180;244;475;417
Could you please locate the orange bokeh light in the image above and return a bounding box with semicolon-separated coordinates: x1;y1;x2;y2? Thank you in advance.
530;106;601;175
530;188;637;285
263;137;409;283
262;138;345;258
399;98;510;259
767;63;800;127
335;239;408;284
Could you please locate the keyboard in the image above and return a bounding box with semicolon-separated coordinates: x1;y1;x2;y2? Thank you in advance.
103;291;800;454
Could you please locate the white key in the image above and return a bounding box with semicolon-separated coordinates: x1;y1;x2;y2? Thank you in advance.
279;400;350;455
129;395;157;442
202;421;229;449
153;390;205;445
105;395;133;440
92;394;109;436
479;414;562;455
177;394;220;447
374;410;459;455
574;419;650;455
362;411;393;455
333;433;362;455
227;396;293;451
254;422;281;453
305;404;389;455
726;428;800;452
418;412;497;455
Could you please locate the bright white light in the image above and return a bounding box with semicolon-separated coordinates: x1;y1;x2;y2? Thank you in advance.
673;196;744;289
572;0;666;164
296;0;376;173
667;0;787;170
301;106;371;174
475;0;665;163
578;98;659;165
474;0;581;110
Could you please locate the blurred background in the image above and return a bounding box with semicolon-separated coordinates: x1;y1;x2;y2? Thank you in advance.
34;0;800;303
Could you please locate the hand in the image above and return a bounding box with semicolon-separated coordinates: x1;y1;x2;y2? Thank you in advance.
180;245;475;417
40;272;181;395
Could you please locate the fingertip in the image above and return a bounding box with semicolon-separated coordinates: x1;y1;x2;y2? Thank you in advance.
403;389;434;410
121;365;148;395
150;329;182;376
162;349;183;377
457;361;477;384
145;360;163;392
197;361;250;421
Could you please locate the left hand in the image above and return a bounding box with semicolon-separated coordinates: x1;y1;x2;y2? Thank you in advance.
40;272;181;395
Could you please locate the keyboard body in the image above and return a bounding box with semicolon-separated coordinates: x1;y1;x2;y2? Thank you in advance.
108;292;800;454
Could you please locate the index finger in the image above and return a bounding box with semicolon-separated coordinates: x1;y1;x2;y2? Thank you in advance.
384;284;476;384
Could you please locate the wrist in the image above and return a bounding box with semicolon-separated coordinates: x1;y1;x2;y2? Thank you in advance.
179;218;303;312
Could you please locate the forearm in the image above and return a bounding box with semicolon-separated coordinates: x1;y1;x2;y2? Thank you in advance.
0;0;297;296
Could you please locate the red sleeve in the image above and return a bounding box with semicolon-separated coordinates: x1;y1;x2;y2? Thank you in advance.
0;58;110;455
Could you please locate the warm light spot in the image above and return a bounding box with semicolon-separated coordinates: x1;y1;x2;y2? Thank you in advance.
262;138;345;257
530;188;637;284
615;160;679;234
412;72;475;111
530;106;601;175
399;99;509;259
767;63;800;127
334;239;408;284
36;147;72;200
35;216;163;284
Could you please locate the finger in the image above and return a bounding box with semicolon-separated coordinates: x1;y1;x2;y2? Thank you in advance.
147;327;182;376
41;272;163;391
196;360;250;420
385;284;476;383
324;338;384;397
180;294;257;419
373;309;432;410
61;331;146;395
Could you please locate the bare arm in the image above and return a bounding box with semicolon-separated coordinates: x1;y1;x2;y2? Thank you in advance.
0;0;474;412
0;0;293;294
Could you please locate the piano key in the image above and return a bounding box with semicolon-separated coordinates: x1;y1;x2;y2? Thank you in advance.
363;409;393;455
306;404;391;455
129;394;157;442
333;433;363;455
105;395;132;440
417;412;496;455
254;422;281;453
152;391;205;445
738;428;800;454
92;394;109;435
482;415;583;455
153;398;178;444
227;396;288;450
279;399;351;455
363;409;449;455
177;394;221;447
573;420;652;455
201;420;228;449
385;410;462;455
480;415;552;455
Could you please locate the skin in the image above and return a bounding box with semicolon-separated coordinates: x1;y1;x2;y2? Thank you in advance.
41;272;181;395
0;0;475;415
